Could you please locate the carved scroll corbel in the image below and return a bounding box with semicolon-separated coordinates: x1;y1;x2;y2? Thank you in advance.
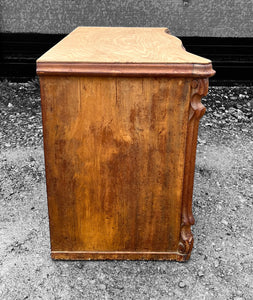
188;79;208;121
178;78;209;260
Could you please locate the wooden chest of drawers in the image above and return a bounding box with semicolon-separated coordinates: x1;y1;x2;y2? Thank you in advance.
37;27;215;261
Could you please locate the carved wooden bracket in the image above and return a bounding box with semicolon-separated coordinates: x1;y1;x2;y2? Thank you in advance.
178;78;209;260
188;78;208;121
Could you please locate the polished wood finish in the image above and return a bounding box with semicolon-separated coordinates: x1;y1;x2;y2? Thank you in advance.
37;62;215;78
179;78;209;260
37;27;215;261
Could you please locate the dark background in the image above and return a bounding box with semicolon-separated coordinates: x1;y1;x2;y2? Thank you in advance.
1;0;253;83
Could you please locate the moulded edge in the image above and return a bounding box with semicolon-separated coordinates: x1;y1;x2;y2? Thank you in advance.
51;251;190;261
36;62;216;78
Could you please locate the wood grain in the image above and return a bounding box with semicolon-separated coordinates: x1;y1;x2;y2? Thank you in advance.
38;27;214;261
37;27;211;64
40;76;192;260
179;78;209;260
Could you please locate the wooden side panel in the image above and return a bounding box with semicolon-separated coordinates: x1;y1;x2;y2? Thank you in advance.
40;76;191;258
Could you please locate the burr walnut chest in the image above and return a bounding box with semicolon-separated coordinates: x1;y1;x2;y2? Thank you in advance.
37;27;215;261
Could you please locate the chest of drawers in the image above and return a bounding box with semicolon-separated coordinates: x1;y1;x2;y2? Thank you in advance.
37;27;215;261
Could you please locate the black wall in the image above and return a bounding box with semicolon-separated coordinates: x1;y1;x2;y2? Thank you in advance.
1;33;253;85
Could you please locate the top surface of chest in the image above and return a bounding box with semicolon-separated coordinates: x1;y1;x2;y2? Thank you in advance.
37;27;211;65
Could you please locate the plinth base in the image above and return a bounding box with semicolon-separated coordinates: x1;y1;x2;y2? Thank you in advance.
51;251;191;261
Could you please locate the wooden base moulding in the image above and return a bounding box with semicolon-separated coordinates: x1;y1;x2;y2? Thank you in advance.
51;251;188;261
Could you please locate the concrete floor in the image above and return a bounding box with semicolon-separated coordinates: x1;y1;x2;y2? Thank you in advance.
0;84;252;299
